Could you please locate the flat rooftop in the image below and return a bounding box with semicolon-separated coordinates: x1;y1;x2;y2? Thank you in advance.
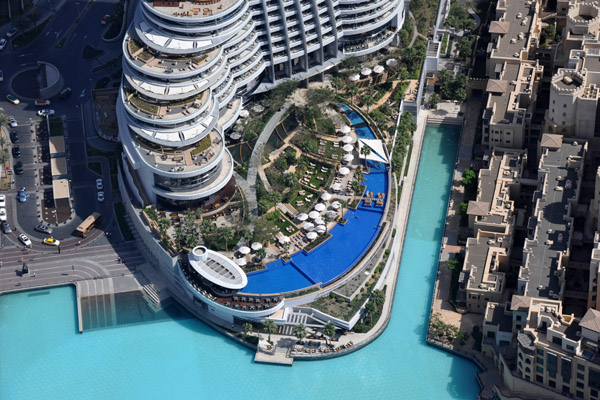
464;233;506;292
521;137;586;299
150;0;239;18
492;0;536;59
488;63;519;124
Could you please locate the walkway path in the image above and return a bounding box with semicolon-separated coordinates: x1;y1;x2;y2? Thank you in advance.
408;11;419;47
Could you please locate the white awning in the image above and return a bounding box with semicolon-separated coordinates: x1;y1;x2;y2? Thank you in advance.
358;138;389;164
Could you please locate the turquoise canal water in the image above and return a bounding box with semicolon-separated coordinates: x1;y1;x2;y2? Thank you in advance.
0;125;480;399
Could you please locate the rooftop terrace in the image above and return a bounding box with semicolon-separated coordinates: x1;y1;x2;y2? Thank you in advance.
150;0;239;18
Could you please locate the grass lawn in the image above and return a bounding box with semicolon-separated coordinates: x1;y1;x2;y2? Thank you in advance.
404;142;413;177
317;140;342;160
13;18;50;49
289;187;319;212
300;160;332;191
266;209;298;236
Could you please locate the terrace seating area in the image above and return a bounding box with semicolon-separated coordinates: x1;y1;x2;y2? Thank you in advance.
152;0;238;18
290;340;353;355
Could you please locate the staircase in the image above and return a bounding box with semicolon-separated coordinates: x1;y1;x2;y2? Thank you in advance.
135;272;168;307
279;312;309;335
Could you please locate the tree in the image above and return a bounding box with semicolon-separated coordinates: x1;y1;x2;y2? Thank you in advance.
262;320;278;344
0;112;9;129
354;168;364;184
362;95;375;112
331;77;343;94
461;168;477;188
365;300;377;325
258;198;272;214
447;258;460;271
242;322;253;339
360;145;371;168
157;218;171;243
216;226;234;251
174;227;185;251
456;37;474;60
294;323;307;343
256;247;266;261
347;84;359;104
339;199;347;219
429;93;441;110
323;322;336;345
200;219;214;236
145;207;158;222
283;173;298;188
372;289;385;308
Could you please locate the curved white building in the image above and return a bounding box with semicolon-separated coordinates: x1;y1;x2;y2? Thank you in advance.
118;0;404;207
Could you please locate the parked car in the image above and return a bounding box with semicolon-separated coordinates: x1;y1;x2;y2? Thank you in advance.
17;188;29;203
1;221;11;234
0;38;6;50
59;87;72;98
9;130;18;143
0;208;6;221
6;27;18;38
96;178;104;190
0;194;5;208
14;161;23;175
43;237;60;246
97;191;105;202
9;116;17;127
6;94;19;104
35;99;51;106
34;224;52;235
19;234;32;247
12;145;20;158
37;109;55;117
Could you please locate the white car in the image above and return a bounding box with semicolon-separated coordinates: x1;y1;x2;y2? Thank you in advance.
19;233;32;247
0;38;6;50
9;116;17;127
0;208;6;221
96;178;103;190
97;191;105;202
0;194;5;207
37;109;55;117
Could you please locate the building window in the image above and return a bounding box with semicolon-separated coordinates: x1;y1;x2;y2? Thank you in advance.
516;315;522;321
553;337;563;346
538;349;545;356
537;366;544;373
563;385;570;395
577;373;584;380
515;323;520;329
578;364;585;371
564;104;567;108
526;358;531;364
577;390;584;398
549;380;556;388
577;382;584;389
563;113;566;117
591;389;599;398
567;345;575;351
537;375;544;383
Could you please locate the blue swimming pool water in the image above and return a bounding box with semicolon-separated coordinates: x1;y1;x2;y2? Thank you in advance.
345;111;365;126
0;125;480;400
244;169;387;294
336;102;352;112
355;126;377;139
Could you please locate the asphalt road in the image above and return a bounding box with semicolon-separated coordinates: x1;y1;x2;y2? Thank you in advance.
0;0;123;248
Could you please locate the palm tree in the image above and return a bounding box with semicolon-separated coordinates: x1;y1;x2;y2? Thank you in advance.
157;217;171;242
323;214;332;233
365;300;377;325
216;226;234;251
294;323;307;343
363;95;375;112
145;207;159;222
331;77;343;94
256;247;266;261
372;289;385;308
360;145;371;168
262;320;278;344
0;135;6;152
323;322;336;346
242;323;253;339
354;168;364;184
174;227;185;251
348;84;359;104
339;199;347;219
200;219;214;236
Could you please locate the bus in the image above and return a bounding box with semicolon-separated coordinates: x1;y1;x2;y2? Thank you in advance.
76;212;101;237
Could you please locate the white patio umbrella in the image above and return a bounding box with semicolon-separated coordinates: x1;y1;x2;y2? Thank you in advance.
343;154;354;162
251;242;262;251
340;125;351;134
230;133;241;140
332;183;342;192
314;217;324;226
386;58;398;68
349;74;360;82
373;65;385;74
303;222;315;232
296;212;309;221
343;144;354;152
279;235;290;244
236;258;247;266
306;231;318;240
326;210;337;218
339;167;350;176
341;135;353;144
314;203;326;212
238;246;251;255
331;201;341;210
315;225;327;234
308;211;320;220
321;192;332;201
361;67;372;76
239;109;250;118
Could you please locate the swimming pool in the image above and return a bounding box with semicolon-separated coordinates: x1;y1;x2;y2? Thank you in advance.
244;169;388;294
345;111;365;126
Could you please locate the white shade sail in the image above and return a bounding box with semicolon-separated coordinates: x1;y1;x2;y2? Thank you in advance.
343;154;354;162
373;65;385;74
339;167;350;176
238;246;251;255
340;125;351;134
306;231;318;240
308;211;320;219
326;210;337;218
251;242;262;251
321;192;332;201
279;235;290;244
314;203;326;212
314;217;324;226
349;74;360;82
296;212;309;221
341;135;353;144
361;68;372;76
315;225;326;234
236;257;247;266
343;144;354;152
386;58;398;67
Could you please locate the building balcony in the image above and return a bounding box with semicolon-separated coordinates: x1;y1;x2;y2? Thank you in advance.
145;0;244;23
342;27;397;56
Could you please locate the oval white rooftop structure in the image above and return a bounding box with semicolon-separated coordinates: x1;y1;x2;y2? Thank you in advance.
188;246;248;290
